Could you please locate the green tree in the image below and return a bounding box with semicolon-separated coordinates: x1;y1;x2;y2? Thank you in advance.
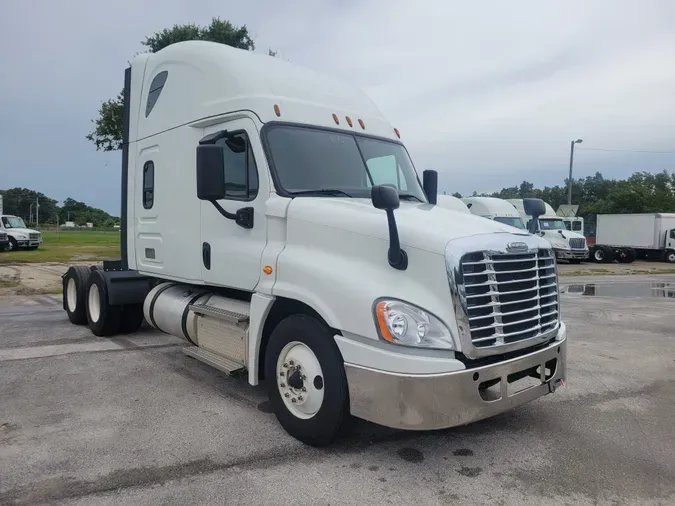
86;17;273;152
0;188;59;225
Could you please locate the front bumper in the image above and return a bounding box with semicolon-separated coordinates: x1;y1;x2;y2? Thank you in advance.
16;240;41;248
344;330;567;430
554;249;588;260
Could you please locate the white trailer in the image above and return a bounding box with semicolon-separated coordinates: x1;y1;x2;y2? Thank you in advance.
591;213;675;263
461;196;526;231
435;194;471;214
60;41;567;446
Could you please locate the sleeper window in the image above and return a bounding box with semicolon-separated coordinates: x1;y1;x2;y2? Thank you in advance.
145;71;168;117
143;161;154;209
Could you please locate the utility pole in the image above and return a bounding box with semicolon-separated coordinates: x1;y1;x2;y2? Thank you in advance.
568;139;583;204
36;196;39;229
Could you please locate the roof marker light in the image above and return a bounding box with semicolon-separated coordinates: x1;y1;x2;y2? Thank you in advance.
345;116;353;127
358;119;365;129
394;128;401;138
274;104;281;117
332;113;340;125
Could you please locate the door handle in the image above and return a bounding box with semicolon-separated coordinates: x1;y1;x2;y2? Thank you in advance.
202;242;211;270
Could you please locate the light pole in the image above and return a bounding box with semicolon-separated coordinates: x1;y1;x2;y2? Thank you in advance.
568;139;583;204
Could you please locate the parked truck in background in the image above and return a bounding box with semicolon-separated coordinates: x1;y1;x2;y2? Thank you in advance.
461;196;526;231
0;214;43;251
0;196;8;251
435;194;471;214
507;199;588;263
60;41;567;446
590;213;675;263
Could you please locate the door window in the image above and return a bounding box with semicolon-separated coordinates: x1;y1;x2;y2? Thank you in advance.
216;132;259;201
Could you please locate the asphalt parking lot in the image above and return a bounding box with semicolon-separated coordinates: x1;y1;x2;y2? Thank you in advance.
1;274;674;505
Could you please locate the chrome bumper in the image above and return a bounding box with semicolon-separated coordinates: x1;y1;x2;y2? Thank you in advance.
345;334;566;430
555;249;588;260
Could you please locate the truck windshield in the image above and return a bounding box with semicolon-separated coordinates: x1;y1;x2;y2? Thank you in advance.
2;216;26;229
494;216;525;229
265;125;427;201
539;218;567;231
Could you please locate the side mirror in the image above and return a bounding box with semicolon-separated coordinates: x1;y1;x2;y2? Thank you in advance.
422;170;438;205
371;185;407;270
523;197;546;217
524;198;546;235
196;144;226;201
372;184;400;210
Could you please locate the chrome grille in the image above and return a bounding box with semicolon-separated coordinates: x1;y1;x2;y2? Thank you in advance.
0;233;6;241
569;238;586;249
29;233;39;240
459;249;559;349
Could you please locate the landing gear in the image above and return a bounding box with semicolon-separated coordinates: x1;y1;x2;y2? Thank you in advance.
265;314;350;447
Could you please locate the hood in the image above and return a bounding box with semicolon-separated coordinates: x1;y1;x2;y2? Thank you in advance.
286;198;528;254
5;228;39;236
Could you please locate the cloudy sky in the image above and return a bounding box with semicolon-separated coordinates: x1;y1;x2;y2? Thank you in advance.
1;0;674;215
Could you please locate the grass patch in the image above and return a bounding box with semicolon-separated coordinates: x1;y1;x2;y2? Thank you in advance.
0;230;120;264
0;279;20;288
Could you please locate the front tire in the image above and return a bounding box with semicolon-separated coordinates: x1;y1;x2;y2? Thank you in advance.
8;237;18;251
264;314;350;447
665;250;675;264
85;271;121;337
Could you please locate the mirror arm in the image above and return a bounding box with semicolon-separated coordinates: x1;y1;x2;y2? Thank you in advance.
209;201;254;229
385;209;408;270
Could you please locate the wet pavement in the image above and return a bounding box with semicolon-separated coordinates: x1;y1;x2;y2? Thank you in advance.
1;276;675;505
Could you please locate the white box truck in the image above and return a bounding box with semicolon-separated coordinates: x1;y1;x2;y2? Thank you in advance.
60;41;567;446
591;213;675;263
0;195;7;251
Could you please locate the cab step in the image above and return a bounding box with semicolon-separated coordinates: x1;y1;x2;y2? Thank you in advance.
190;301;250;324
182;346;245;375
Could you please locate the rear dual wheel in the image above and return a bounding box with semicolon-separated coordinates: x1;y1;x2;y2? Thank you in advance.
64;266;144;335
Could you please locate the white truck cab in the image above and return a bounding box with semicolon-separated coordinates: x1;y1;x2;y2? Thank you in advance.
0;215;43;251
461;196;526;231
507;199;588;263
61;41;567;446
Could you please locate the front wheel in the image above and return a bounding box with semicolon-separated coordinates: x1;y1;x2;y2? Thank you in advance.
7;237;18;251
665;250;675;264
264;314;351;447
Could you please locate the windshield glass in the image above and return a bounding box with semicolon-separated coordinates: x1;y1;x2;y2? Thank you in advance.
539;218;567;230
265;125;427;201
494;216;525;229
2;216;26;229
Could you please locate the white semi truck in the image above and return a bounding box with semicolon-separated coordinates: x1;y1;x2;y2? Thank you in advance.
507;199;588;263
61;41;567;446
461;196;526;231
591;213;675;263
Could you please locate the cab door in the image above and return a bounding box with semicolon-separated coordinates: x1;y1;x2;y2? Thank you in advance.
199;117;269;290
667;229;675;250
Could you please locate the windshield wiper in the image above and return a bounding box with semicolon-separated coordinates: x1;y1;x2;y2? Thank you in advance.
398;194;423;202
288;189;353;197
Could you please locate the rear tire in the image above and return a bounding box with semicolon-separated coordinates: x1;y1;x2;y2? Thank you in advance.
617;248;636;263
63;266;93;325
85;270;121;337
120;303;145;334
592;245;614;263
264;314;350;447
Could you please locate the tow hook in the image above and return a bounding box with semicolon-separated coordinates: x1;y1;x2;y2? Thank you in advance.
548;378;566;393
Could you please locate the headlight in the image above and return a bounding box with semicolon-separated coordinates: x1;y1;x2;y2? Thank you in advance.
16;235;27;239
374;299;454;349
